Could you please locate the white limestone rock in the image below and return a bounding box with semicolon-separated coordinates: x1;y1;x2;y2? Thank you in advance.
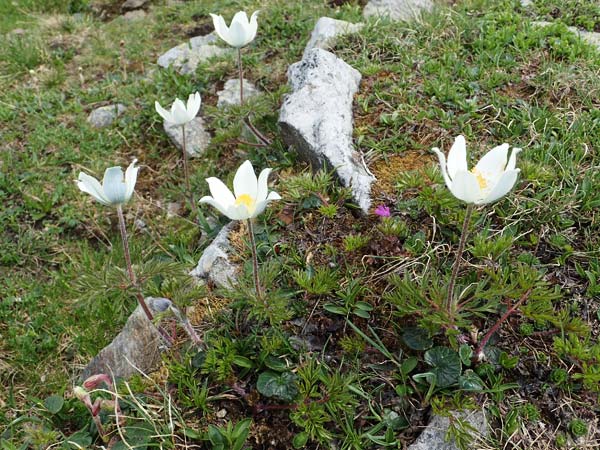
408;410;488;450
217;79;260;107
278;48;374;213
157;33;231;75
190;223;238;289
163;116;211;158
87;104;126;129
363;0;434;22
303;17;364;59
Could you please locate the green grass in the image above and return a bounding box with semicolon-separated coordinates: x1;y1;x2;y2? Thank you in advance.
1;0;600;448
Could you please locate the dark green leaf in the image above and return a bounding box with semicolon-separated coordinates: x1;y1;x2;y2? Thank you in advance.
402;327;433;350
424;346;461;387
458;370;485;391
44;395;64;414
257;371;299;402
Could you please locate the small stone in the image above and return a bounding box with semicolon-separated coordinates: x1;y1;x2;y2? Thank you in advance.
121;0;149;11
520;0;532;6
279;48;374;213
80;297;172;381
157;34;232;75
216;408;227;418
190;223;238;289
217;79;260;107
166;202;182;218
122;10;146;20
408;410;488;450
163;116;211;158
87;104;127;129
134;218;147;230
363;0;434;22
303;17;364;59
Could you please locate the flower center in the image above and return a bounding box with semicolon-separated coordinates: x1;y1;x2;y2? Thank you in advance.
471;168;489;190
235;193;255;211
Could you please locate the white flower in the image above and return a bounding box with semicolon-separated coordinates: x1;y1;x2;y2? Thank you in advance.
199;160;281;220
155;92;201;126
210;11;259;48
77;160;139;206
432;135;521;205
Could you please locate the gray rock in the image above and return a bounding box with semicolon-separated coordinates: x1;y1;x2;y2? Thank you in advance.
190;223;238;289
278;48;374;213
217;79;260;107
122;10;146;20
80;297;171;381
532;21;600;50
163;116;211;158
303;17;364;59
122;0;148;11
520;0;532;6
363;0;434;22
408;410;488;450
157;34;231;75
87;104;126;129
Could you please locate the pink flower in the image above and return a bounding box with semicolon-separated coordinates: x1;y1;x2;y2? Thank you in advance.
374;205;391;217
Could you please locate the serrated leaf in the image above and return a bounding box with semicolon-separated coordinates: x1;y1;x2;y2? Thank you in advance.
44;395;64;414
424;346;461;388
257;371;298;402
402;327;433;350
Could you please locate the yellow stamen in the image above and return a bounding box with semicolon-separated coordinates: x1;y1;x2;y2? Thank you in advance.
235;193;255;210
471;168;488;190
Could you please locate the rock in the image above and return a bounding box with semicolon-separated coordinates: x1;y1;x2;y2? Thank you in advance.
278;48;374;213
532;21;600;50
87;104;127;129
303;17;364;59
217;79;260;107
122;0;148;11
408;410;488;450
122;10;147;20
520;0;532;6
80;297;172;381
163;116;211;158
363;0;434;22
166;201;182;218
157;33;231;75
190;223;238;289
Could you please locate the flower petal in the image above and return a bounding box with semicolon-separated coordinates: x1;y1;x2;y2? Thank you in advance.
227;19;249;47
210;13;230;44
474;143;509;177
155;101;173;123
233;160;258;200
432;147;453;189
171;98;190;125
199;195;232;218
186;92;201;118
447;135;468;179
256;167;272;202
449;170;481;204
206;177;236;207
227;203;251;221
77;172;111;205
479;169;520;204
251;191;281;218
102;166;127;205
506;147;521;171
246;10;259;44
124;159;139;203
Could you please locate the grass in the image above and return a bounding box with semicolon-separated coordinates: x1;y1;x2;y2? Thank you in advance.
1;0;599;448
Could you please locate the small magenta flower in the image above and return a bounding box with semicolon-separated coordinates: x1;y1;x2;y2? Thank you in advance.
374;205;391;217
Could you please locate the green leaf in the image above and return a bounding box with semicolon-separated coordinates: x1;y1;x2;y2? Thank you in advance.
43;395;64;414
293;432;309;448
459;344;473;367
323;304;347;315
355;302;373;311
256;371;299;402
424;347;462;388
353;308;371;319
458;370;485;391
264;356;289;372
233;356;253;369
402;327;433;350
232;419;252;450
400;356;418;376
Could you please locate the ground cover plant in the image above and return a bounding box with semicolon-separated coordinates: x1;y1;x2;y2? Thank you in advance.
1;0;599;448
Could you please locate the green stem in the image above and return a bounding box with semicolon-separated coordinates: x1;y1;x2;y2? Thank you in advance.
116;205;154;322
238;47;244;106
445;203;474;316
181;123;198;219
247;219;263;299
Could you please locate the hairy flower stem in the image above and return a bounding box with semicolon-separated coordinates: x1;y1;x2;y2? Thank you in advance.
247;219;264;300
181;124;198;219
117;205;154;322
445;204;474;316
237;48;271;147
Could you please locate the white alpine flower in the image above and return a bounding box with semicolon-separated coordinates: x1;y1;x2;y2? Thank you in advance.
155;92;201;126
77;160;139;206
210;11;259;48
